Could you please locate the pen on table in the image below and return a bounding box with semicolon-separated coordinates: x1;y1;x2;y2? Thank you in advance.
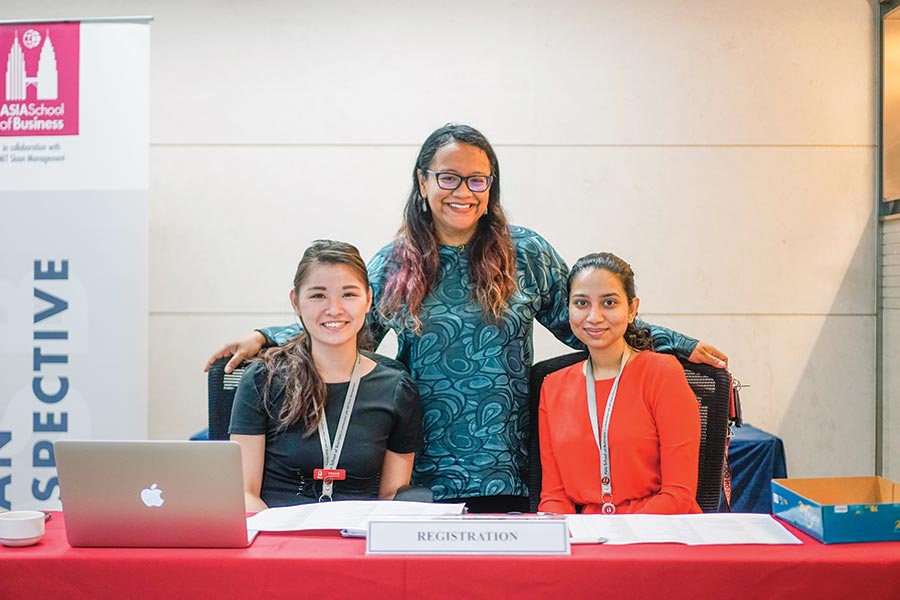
570;537;608;545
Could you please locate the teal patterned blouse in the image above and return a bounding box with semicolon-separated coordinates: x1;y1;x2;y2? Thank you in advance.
259;225;698;501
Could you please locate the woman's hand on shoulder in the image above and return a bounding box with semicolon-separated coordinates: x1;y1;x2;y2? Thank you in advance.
687;341;728;369
203;331;266;374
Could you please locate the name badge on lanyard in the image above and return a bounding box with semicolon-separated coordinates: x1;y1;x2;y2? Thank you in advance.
585;347;630;515
316;355;362;502
313;469;346;481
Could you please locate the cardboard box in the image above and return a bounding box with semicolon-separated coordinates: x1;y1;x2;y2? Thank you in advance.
771;476;900;544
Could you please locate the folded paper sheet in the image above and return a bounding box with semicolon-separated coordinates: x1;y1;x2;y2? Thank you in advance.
565;513;802;545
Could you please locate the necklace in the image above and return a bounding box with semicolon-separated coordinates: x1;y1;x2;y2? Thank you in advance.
315;353;362;502
584;347;631;514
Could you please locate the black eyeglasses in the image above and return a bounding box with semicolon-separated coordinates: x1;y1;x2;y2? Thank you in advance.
425;170;494;193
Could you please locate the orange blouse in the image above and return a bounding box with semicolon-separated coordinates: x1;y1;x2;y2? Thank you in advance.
538;351;701;515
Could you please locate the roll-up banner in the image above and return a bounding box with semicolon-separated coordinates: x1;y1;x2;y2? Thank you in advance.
0;17;150;510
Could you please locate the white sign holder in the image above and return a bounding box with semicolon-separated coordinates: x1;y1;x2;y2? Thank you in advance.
366;517;570;555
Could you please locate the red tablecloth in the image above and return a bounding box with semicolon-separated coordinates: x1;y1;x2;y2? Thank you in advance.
1;512;898;600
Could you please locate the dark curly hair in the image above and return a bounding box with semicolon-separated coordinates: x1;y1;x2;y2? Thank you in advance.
567;252;653;351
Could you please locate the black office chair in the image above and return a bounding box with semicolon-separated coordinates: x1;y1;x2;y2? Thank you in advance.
207;358;248;441
207;350;433;503
526;351;735;513
681;357;736;512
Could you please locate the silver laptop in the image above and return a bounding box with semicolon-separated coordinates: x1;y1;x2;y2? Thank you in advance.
54;440;258;548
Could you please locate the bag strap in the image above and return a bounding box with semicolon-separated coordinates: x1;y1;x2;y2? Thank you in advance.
721;374;745;511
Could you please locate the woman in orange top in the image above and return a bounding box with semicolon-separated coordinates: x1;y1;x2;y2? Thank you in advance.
538;252;701;515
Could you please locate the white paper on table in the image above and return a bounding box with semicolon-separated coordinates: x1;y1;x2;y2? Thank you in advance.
246;500;466;532
565;513;802;545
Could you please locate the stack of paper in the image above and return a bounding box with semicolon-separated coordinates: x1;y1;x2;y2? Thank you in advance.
246;501;467;536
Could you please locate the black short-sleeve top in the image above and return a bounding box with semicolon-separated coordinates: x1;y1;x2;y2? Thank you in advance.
229;360;423;507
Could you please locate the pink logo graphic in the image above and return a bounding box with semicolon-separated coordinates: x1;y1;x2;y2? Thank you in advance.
0;22;79;137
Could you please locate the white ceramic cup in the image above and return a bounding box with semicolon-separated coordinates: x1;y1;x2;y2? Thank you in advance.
0;510;46;547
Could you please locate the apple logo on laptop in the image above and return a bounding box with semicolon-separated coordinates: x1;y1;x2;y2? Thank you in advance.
140;483;165;508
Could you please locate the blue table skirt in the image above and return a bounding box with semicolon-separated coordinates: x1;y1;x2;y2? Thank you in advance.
728;423;787;513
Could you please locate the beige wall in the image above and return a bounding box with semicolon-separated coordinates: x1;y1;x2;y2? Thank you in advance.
6;1;881;478
884;19;900;201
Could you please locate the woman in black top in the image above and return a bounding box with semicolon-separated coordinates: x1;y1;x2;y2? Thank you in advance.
229;240;423;510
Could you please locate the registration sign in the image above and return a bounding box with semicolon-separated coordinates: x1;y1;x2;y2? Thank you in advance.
366;517;570;555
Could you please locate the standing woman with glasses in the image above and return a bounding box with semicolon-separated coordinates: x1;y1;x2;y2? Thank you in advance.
229;240;423;510
208;123;727;513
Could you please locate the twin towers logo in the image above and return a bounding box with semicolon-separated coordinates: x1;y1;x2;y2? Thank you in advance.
5;29;58;101
0;22;79;137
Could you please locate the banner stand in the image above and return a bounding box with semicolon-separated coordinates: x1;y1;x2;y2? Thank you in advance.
0;16;151;511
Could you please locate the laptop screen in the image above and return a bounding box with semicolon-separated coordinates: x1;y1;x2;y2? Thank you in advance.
54;440;256;548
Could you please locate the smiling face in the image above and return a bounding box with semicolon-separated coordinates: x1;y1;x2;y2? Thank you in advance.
290;262;373;353
416;142;492;246
568;267;640;360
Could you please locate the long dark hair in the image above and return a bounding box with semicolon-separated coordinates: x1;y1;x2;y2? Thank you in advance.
567;252;653;351
378;123;517;332
259;240;372;435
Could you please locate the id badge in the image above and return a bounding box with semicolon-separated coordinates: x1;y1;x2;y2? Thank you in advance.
313;468;346;481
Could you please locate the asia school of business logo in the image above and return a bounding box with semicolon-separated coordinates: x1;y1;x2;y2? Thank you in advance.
0;22;79;137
